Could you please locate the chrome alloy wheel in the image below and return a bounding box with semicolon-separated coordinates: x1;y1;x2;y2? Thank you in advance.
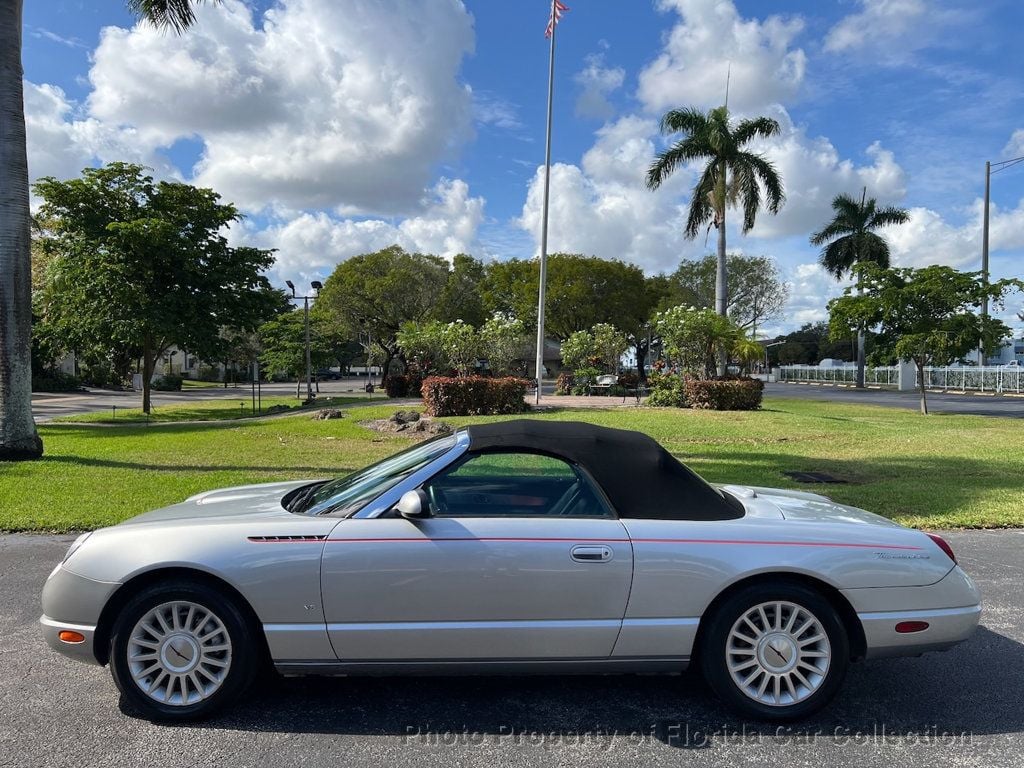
725;600;831;707
126;601;232;706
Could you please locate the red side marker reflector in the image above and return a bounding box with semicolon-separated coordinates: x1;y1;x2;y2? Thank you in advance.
59;630;85;644
895;621;929;634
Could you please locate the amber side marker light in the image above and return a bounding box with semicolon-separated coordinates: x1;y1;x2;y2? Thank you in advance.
58;631;85;644
895;621;930;634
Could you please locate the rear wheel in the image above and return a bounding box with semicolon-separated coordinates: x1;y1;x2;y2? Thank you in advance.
109;581;258;721
700;582;849;721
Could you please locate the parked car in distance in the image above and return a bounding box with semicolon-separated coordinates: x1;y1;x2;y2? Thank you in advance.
41;420;980;722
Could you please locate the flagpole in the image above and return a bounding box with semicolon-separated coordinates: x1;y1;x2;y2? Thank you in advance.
535;0;558;405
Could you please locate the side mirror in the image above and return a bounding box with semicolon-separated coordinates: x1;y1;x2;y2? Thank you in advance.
395;489;431;520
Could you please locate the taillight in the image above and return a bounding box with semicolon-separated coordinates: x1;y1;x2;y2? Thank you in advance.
926;533;956;564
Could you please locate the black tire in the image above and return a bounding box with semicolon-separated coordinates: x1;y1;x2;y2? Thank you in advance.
699;582;849;721
109;581;259;721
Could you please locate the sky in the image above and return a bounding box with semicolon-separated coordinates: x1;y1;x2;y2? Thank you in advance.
21;0;1024;337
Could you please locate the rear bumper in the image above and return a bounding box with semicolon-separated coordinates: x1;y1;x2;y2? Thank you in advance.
858;604;981;659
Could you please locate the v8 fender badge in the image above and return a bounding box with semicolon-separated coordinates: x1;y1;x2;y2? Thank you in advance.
874;551;930;559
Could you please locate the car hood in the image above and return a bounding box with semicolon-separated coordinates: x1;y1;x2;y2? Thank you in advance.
720;484;903;528
116;480;322;527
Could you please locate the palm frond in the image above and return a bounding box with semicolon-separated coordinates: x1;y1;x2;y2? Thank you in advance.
732;116;782;146
659;107;709;137
126;0;210;33
646;137;714;190
870;205;910;228
857;231;892;268
729;163;761;233
820;237;859;279
684;163;720;239
735;151;784;217
809;219;854;246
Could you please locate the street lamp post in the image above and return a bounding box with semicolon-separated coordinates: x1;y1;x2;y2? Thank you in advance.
285;279;322;402
978;154;1024;364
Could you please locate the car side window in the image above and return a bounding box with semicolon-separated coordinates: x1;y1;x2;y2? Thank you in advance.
422;451;614;518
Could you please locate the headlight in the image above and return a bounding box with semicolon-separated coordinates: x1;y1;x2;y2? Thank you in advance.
63;532;92;563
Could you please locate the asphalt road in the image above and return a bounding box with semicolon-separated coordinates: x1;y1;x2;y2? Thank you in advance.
30;379;387;422
2;530;1023;768
765;382;1024;418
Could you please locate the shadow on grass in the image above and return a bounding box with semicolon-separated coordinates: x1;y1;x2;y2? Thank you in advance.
152;626;1022;745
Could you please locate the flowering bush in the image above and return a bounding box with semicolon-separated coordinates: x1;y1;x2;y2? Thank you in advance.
421;376;529;417
646;372;687;407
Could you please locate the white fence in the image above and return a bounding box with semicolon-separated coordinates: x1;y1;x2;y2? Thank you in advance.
923;366;1023;393
777;365;898;386
778;364;1023;393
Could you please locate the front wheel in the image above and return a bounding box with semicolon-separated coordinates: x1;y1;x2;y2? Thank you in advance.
700;583;849;721
109;582;258;721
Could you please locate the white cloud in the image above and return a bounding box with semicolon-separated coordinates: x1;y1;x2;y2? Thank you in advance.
24;81;175;194
247;178;485;284
637;0;807;115
1003;129;1024;159
824;0;927;54
85;0;475;215
574;54;625;120
747;110;907;238
883;198;1024;269
782;262;842;328
518;116;699;273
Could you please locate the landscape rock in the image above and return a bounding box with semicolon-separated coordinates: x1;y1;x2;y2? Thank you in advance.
312;409;344;420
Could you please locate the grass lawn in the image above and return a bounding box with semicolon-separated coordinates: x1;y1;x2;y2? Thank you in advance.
2;397;1022;532
51;396;364;424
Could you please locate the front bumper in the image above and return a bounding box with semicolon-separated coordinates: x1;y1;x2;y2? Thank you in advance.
40;563;120;666
40;615;100;665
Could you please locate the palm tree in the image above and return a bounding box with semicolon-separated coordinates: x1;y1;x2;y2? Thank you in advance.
646;105;785;330
810;189;909;388
0;0;209;460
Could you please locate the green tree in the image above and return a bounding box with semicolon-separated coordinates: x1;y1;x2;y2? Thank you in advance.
811;189;909;388
668;253;789;335
558;330;596;373
654;305;745;380
646;105;785;333
34;163;280;413
258;311;335;398
590;323;629;374
436;253;487;326
1;0;209;458
316;245;449;383
396;319;481;376
480;313;525;376
828;264;1022;414
484;254;653;340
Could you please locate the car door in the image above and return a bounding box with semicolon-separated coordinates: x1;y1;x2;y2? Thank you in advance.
320;450;633;662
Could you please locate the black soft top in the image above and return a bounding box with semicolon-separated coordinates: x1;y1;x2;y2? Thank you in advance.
463;420;743;521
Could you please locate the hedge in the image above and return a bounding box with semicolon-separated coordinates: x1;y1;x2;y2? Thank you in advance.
684;378;763;410
421;375;530;417
385;373;424;398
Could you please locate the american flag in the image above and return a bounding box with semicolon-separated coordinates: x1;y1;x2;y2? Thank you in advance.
544;0;569;38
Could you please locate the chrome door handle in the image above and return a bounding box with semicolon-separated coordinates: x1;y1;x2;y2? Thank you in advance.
571;544;613;563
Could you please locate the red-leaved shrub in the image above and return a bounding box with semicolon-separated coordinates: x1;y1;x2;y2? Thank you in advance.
421;376;530;417
684;378;763;410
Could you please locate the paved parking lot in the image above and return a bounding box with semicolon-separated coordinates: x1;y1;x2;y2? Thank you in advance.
2;530;1023;768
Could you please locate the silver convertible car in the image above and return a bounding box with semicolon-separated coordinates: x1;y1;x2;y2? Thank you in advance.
41;420;981;721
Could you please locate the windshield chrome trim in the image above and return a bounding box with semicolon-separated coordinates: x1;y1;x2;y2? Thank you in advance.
353;430;470;519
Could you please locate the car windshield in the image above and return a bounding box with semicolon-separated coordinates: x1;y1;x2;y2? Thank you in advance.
294;434;457;517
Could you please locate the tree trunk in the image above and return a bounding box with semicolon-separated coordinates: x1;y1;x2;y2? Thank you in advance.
917;358;928;415
635;338;649;383
0;0;42;460
141;337;155;414
855;282;866;388
715;161;728;376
